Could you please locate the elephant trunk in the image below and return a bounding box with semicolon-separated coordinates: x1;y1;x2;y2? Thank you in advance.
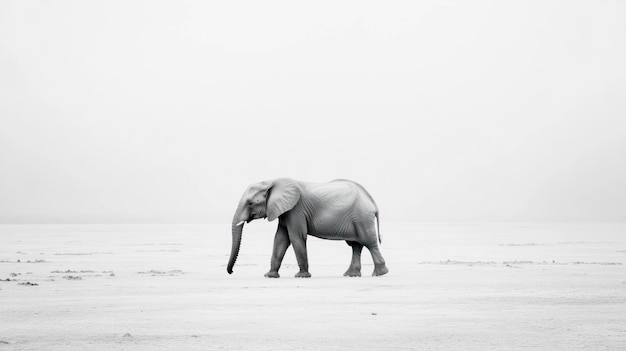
227;222;243;274
227;195;249;274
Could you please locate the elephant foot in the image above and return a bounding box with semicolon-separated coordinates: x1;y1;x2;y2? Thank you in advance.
295;271;311;278
264;271;280;278
372;264;389;277
343;269;361;277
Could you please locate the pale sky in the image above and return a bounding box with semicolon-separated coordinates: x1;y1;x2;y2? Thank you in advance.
1;1;625;223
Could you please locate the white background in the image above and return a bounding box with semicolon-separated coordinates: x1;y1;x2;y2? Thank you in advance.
1;1;625;223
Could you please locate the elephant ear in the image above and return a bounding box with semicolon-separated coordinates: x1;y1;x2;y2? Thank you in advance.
266;178;301;222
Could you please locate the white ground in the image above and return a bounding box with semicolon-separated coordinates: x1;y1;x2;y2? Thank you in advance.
1;222;625;350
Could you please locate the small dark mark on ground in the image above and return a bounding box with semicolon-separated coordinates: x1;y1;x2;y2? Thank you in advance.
572;261;622;265
18;281;38;286
123;333;132;338
63;275;83;280
137;270;184;276
503;260;534;265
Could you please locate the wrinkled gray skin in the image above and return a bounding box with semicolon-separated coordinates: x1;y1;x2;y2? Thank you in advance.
227;178;388;278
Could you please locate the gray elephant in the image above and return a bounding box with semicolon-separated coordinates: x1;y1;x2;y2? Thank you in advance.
227;178;388;278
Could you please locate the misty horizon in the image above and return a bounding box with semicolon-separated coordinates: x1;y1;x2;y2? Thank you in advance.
1;1;625;224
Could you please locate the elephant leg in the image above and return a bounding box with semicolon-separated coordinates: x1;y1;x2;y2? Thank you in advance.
344;241;363;277
365;243;388;276
288;229;311;278
265;225;290;278
357;221;388;276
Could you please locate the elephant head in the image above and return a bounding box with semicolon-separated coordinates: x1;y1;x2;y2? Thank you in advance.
227;178;301;274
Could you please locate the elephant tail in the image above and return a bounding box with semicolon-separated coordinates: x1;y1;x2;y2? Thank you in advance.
375;210;381;244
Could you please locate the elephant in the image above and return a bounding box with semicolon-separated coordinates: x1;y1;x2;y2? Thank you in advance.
227;178;388;278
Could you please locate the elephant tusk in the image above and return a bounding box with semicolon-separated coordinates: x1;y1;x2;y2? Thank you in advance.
235;221;245;226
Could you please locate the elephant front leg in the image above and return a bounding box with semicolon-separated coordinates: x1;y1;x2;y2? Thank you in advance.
265;225;290;278
344;241;363;277
288;229;311;278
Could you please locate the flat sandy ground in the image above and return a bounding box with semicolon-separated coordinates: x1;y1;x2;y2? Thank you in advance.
1;223;625;350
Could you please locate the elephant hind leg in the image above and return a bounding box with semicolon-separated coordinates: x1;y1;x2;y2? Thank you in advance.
344;241;363;277
354;220;388;276
366;244;389;276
